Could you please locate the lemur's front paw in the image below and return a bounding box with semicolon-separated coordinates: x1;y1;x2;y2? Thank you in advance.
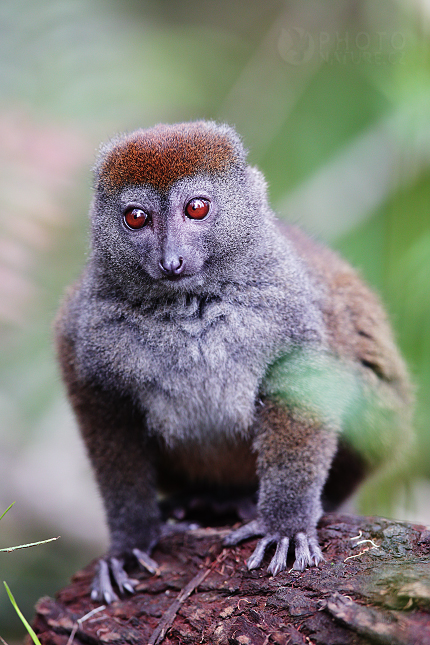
249;531;324;575
91;549;158;604
225;521;323;575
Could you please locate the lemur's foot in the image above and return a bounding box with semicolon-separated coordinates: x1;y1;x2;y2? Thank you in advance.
225;521;323;575
91;549;158;604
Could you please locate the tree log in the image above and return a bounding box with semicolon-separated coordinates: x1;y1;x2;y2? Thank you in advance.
31;513;430;645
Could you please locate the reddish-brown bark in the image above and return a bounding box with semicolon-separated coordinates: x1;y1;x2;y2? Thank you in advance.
31;513;430;645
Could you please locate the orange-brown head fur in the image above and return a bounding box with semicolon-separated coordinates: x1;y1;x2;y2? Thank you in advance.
96;121;244;194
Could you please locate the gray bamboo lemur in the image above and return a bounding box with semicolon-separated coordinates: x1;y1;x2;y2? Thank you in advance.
56;121;412;603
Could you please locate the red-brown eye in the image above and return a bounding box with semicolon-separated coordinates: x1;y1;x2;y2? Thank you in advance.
123;207;150;230
185;198;210;220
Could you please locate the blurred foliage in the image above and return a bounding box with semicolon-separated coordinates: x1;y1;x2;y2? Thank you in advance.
1;0;430;638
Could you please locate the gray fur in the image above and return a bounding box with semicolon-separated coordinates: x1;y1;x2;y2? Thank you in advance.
56;121;412;602
65;170;325;446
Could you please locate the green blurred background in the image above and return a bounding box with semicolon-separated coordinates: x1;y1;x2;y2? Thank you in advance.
1;0;429;638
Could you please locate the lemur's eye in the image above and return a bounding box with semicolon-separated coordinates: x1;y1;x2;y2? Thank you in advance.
185;198;210;220
123;207;150;230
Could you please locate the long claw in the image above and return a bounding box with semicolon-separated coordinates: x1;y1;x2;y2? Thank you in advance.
92;559;119;604
292;532;312;571
133;548;159;574
293;532;324;570
308;536;324;566
247;534;277;570
268;536;289;575
110;557;136;595
224;519;264;546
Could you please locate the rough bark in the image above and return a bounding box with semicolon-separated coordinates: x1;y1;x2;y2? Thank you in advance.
31;513;430;645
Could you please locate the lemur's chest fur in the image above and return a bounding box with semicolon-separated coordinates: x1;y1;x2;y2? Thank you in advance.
126;292;292;445
77;278;324;446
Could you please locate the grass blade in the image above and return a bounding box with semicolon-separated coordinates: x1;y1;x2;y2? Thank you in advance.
0;504;15;521
3;582;42;645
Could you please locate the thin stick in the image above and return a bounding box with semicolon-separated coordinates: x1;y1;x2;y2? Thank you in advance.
148;550;227;645
66;605;106;645
0;537;60;553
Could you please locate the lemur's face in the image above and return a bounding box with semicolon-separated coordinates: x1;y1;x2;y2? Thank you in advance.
91;121;261;293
